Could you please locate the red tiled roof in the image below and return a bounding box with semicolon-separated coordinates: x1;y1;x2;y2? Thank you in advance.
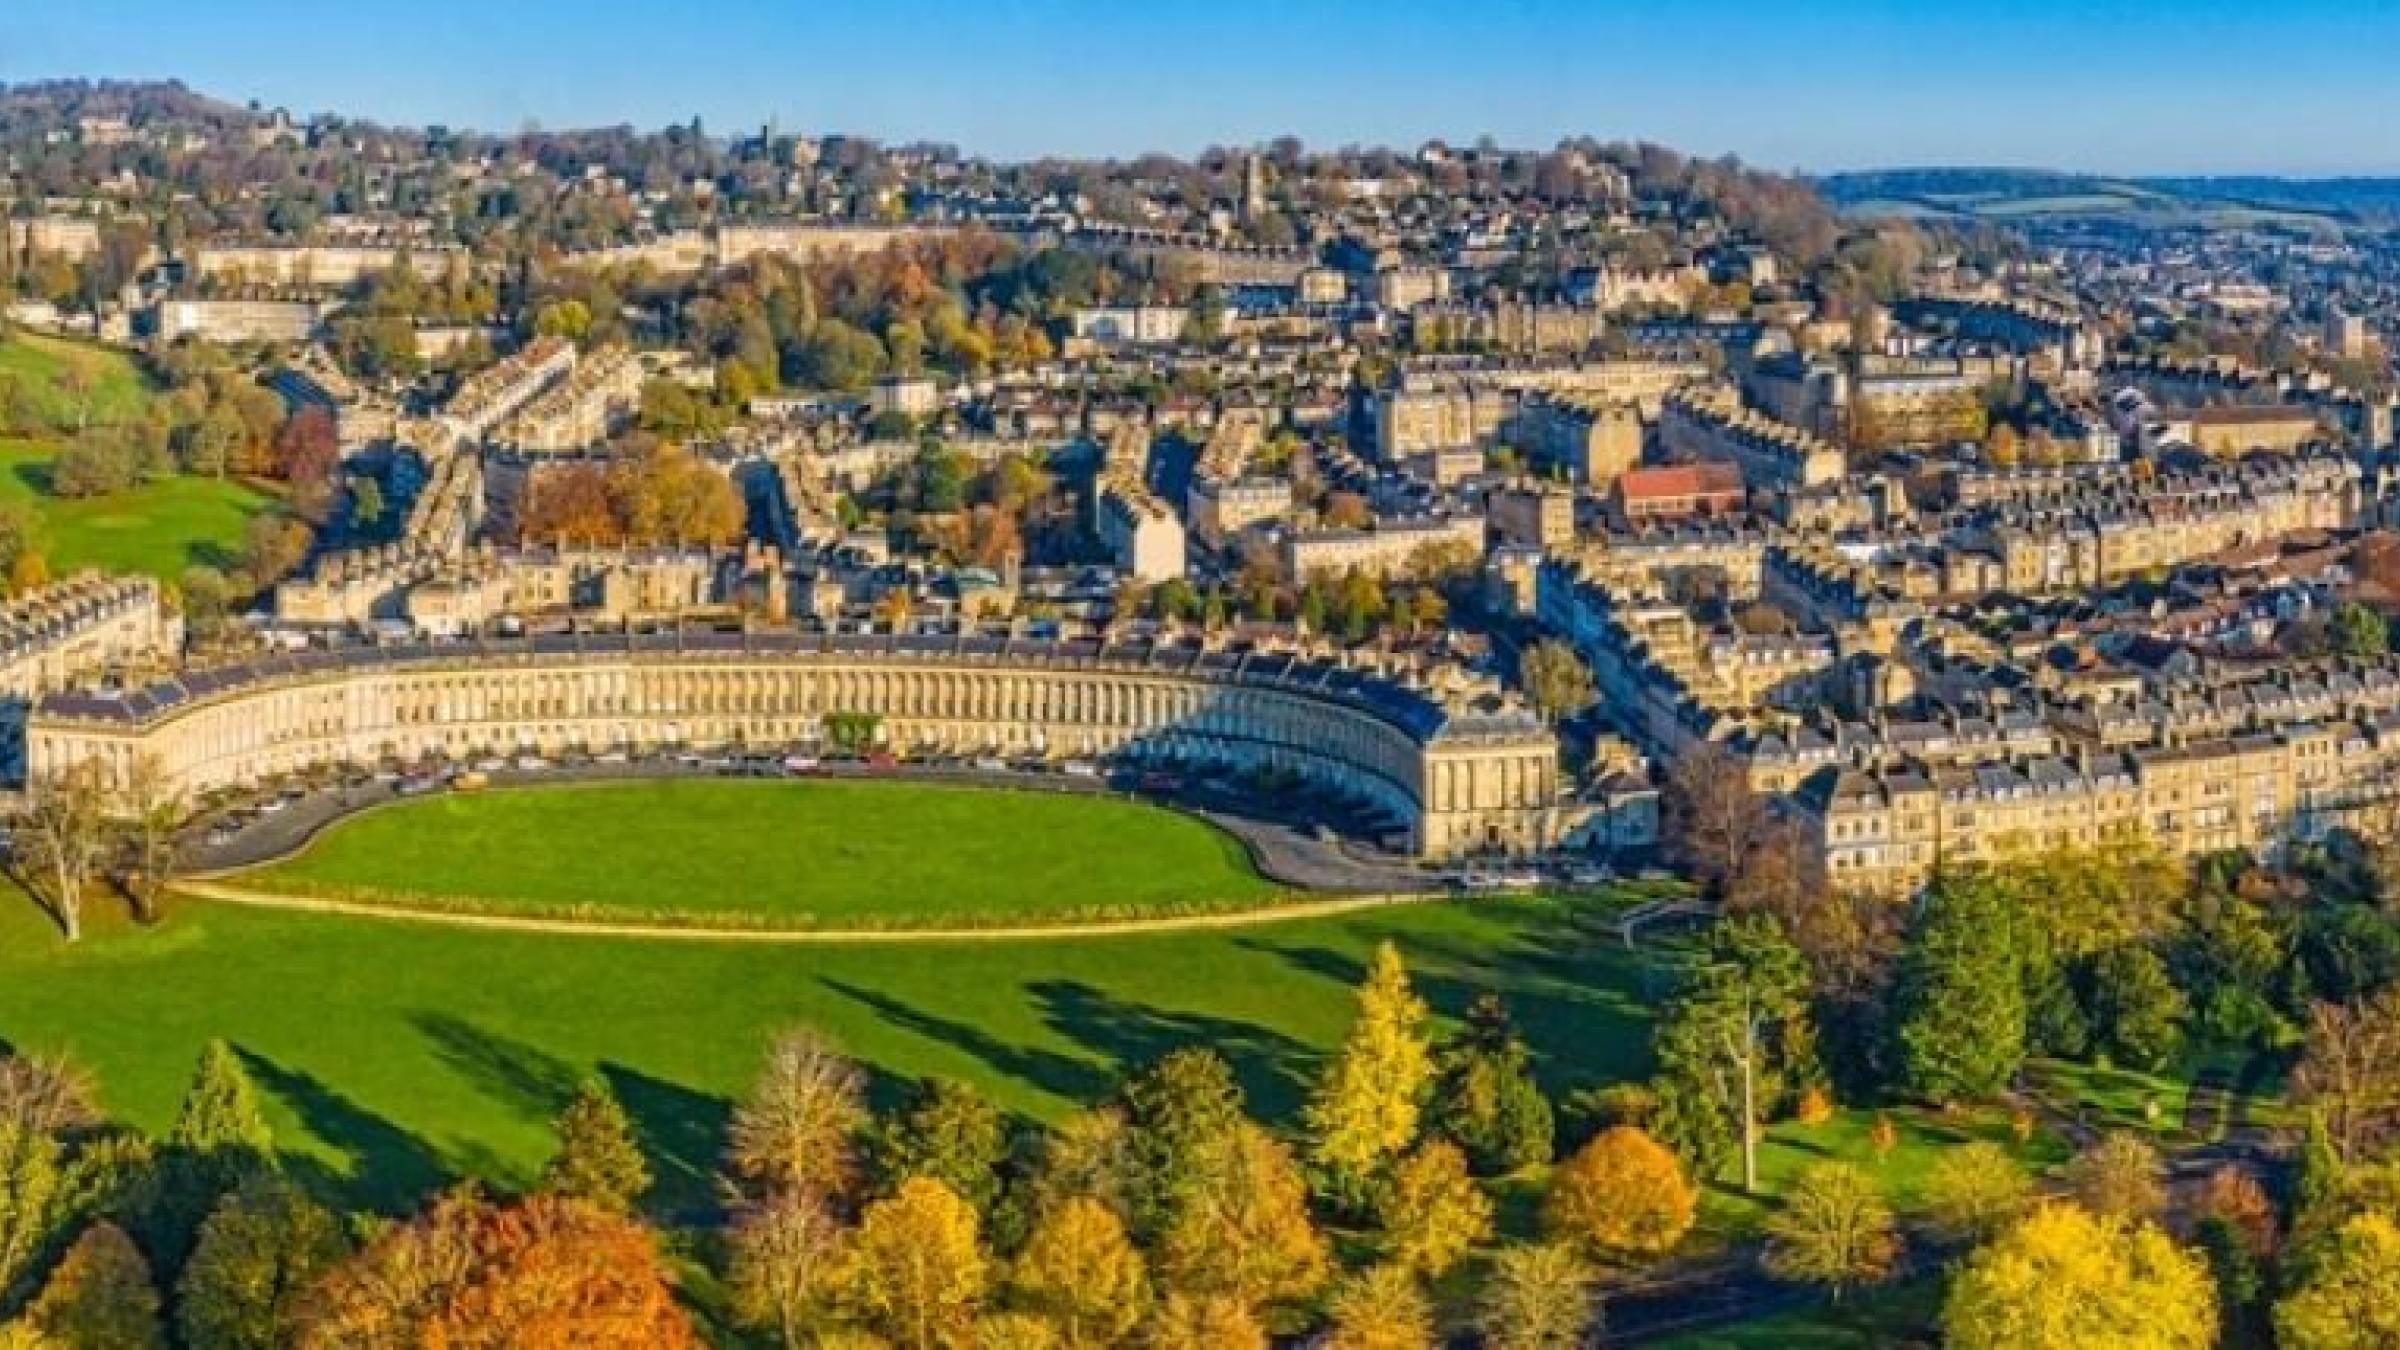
1617;462;1745;501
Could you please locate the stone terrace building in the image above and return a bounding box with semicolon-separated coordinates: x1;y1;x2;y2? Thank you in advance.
29;632;1575;859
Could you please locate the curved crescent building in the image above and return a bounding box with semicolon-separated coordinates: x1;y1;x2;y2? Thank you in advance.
28;630;1571;859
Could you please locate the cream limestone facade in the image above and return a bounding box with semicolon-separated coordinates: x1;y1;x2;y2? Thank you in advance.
29;636;1571;859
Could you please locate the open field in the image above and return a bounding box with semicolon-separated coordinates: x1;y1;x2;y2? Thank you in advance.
238;778;1289;926
0;332;153;427
0;333;275;581
0;887;1665;1215
0;438;272;580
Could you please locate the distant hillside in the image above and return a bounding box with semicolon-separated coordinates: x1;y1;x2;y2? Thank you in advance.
1817;167;2372;228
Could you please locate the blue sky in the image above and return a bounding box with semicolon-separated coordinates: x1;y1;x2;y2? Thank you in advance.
7;0;2400;174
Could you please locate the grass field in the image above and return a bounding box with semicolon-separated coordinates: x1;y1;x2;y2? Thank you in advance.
0;887;1666;1215
1655;1277;1941;1348
240;779;1290;926
0;332;153;427
0;333;275;581
0;438;272;580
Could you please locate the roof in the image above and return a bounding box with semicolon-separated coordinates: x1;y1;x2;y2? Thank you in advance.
1616;462;1745;501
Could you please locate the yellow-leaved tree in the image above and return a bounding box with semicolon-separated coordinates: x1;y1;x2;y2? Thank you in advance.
1542;1125;1696;1258
1305;942;1434;1194
1006;1195;1148;1349
839;1176;986;1350
1944;1202;2216;1350
2276;1212;2400;1350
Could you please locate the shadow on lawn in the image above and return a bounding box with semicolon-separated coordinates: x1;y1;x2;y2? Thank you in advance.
409;1012;581;1120
1232;914;1666;1100
239;1048;450;1213
1026;979;1320;1121
820;978;1113;1108
601;1062;732;1224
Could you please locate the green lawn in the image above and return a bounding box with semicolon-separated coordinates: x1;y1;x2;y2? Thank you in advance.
0;332;153;428
241;779;1291;927
0;888;1665;1216
0;438;272;581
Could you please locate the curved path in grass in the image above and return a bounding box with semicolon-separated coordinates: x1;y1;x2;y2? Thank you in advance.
170;877;1444;943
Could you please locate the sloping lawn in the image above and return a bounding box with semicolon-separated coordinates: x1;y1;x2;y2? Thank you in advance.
0;438;272;581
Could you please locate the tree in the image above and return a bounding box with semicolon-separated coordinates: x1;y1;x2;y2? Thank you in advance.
2083;945;2189;1071
1543;1125;1697;1258
840;1176;987;1350
1519;640;1594;723
541;1078;650;1216
1895;875;2027;1103
2276;1212;2400;1350
1157;1123;1328;1313
725;1185;846;1350
170;1042;273;1161
2333;601;2391;660
1305;942;1434;1198
1652;914;1810;1191
1662;741;1776;897
146;1041;277;1284
2296;989;2400;1161
727;1030;869;1202
1762;1163;1898;1297
2069;1133;2167;1225
1374;1140;1492;1278
1141;1292;1265;1350
1323;1264;1434;1350
875;1077;1005;1215
1118;1048;1245;1238
114;755;183;924
294;1191;696;1348
1924;1141;2031;1243
1005;1196;1146;1349
15;759;114;943
271;406;339;489
1429;994;1554;1175
348;476;386;533
178;1174;349;1350
1943;1204;2217;1350
22;1221;164;1350
1476;1242;1594;1350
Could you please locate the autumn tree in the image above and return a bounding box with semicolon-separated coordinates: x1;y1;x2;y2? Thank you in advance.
1543;1125;1697;1258
22;1221;164;1350
725;1185;846;1350
1429;994;1554;1175
145;1040;276;1280
1018;1106;1135;1223
2296;989;2400;1160
178;1173;349;1350
1662;741;1776;898
1763;1163;1899;1296
2069;1132;2167;1224
727;1030;870;1202
1519;640;1595;723
14;760;114;943
1374;1139;1492;1278
541;1078;650;1216
270;406;339;490
839;1176;987;1350
294;1190;696;1349
1157;1123;1329;1314
1943;1204;2216;1350
1306;942;1435;1201
874;1077;1006;1216
1924;1141;2032;1243
1477;1242;1594;1350
1323;1263;1434;1350
1118;1048;1245;1238
1142;1292;1266;1350
608;442;744;546
1004;1195;1147;1349
2276;1212;2400;1350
